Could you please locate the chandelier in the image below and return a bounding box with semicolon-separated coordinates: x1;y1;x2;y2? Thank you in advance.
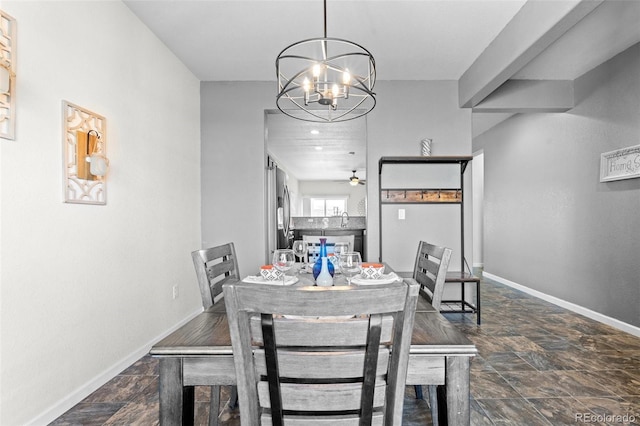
275;0;376;123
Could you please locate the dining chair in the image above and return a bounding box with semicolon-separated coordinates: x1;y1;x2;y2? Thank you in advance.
192;242;241;425
192;242;241;310
303;234;355;263
411;241;452;311
223;280;419;426
408;241;452;425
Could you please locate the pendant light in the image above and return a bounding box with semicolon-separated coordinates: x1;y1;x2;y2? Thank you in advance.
275;0;376;123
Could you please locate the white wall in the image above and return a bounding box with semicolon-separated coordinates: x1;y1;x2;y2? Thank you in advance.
0;2;202;424
475;43;640;328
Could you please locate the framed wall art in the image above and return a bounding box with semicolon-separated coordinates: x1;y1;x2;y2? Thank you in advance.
600;144;640;182
0;10;16;140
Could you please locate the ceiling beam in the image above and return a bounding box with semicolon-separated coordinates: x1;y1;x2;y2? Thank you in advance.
472;79;574;113
458;0;603;108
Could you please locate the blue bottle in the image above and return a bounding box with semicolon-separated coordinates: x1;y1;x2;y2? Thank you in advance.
313;238;335;279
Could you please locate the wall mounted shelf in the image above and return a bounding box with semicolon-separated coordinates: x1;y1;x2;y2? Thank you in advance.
380;188;462;204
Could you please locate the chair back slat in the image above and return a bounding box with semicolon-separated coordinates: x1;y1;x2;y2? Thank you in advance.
253;348;390;379
260;411;385;426
257;381;387;411
224;281;419;426
192;242;240;309
249;316;394;346
411;241;452;311
209;258;238;280
235;284;407;316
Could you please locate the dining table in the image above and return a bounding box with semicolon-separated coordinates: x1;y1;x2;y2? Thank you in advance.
150;264;477;425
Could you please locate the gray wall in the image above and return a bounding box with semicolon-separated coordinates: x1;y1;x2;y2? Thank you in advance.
366;81;472;271
201;80;472;275
201;82;272;276
474;43;640;327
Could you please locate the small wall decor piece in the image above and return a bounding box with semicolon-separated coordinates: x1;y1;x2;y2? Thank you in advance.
0;10;16;140
62;101;108;204
421;138;432;156
600;144;640;182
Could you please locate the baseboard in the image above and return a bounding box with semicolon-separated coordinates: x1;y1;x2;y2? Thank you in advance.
27;307;203;426
483;271;640;338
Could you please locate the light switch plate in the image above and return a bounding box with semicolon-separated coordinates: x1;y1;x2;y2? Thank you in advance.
398;209;405;220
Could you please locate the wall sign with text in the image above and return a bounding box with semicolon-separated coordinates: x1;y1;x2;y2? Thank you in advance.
600;144;640;182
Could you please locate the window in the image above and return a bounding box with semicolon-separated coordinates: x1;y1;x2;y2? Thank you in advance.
307;197;348;217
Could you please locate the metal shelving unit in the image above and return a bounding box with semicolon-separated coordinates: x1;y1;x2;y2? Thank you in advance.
378;156;481;324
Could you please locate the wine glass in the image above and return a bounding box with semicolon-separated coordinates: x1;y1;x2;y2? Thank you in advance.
333;242;350;258
291;240;308;274
272;249;295;285
332;242;350;271
339;252;362;286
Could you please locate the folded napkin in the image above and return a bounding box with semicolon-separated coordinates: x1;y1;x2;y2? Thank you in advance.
350;272;402;286
242;275;299;286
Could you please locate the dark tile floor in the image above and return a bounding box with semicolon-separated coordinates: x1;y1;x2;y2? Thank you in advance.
51;274;640;425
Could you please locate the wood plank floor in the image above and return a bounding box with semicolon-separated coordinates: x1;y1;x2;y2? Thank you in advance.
51;274;640;425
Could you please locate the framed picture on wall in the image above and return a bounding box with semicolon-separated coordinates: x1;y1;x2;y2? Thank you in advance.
599;144;640;182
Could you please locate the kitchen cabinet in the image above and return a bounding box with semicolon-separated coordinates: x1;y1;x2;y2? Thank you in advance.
378;156;481;324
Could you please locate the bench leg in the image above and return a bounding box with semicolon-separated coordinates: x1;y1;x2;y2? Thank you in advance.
208;386;220;426
414;385;423;400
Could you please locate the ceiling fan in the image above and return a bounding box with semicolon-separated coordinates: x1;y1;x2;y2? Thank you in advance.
349;170;365;186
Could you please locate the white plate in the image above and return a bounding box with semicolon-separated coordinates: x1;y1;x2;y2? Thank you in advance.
242;275;299;285
350;272;402;285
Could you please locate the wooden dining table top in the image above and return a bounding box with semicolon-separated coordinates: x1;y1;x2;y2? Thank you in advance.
151;267;477;358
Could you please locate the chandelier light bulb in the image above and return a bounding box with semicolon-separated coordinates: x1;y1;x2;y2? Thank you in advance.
342;69;350;85
332;84;340;97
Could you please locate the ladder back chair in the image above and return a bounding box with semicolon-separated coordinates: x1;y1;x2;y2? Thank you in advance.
192;242;241;425
411;241;452;311
407;241;452;425
223;280;419;426
192;242;241;310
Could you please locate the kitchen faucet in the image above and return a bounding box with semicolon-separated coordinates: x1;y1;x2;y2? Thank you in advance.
340;211;349;228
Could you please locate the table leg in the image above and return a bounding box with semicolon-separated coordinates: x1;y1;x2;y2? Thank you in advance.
159;358;195;426
445;356;471;425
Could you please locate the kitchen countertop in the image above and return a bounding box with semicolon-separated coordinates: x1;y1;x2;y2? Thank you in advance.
292;216;366;231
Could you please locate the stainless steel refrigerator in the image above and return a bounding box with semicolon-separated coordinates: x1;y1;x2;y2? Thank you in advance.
267;157;291;260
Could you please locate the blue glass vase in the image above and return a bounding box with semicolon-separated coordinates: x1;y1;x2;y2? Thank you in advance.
313;238;335;279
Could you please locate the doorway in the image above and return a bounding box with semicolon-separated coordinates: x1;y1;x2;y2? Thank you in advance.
472;150;484;270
